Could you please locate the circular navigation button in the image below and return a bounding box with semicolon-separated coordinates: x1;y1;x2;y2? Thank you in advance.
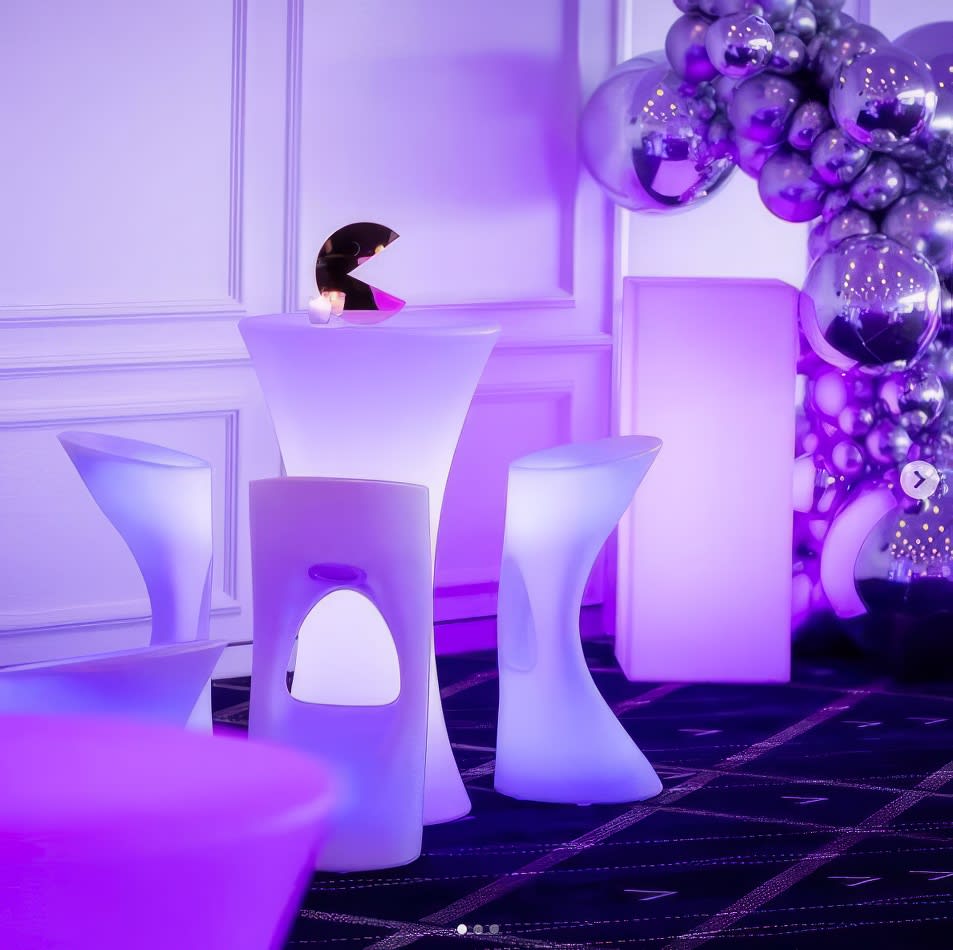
900;461;942;500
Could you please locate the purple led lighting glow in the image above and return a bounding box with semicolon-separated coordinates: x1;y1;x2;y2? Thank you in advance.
495;436;663;804
614;277;797;683
240;313;499;825
0;714;335;950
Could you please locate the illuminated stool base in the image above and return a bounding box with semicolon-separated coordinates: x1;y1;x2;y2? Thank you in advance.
248;477;432;871
494;436;663;804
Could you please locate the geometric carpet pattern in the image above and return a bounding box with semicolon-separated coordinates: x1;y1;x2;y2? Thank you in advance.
212;638;953;948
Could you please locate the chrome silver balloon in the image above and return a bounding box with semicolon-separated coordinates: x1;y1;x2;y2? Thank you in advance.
830;439;866;476
666;15;719;84
758;147;827;221
837;404;877;438
728;72;802;144
810;128;871;186
830;46;938;153
865;419;913;464
768;32;807;75
753;0;796;30
788;100;833;151
579;60;736;212
789;6;817;42
736;136;779;176
849;155;904;211
882;192;953;279
898;367;947;425
699;0;747;15
799;235;942;371
706;12;775;78
894;21;953;140
813;23;888;89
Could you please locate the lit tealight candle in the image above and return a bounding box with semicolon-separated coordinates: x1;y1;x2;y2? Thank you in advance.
308;294;333;325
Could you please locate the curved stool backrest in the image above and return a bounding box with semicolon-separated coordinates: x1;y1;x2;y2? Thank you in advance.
0;640;225;729
248;477;432;871
495;435;663;804
58;430;213;645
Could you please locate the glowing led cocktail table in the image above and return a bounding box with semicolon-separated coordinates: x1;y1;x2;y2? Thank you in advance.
240;312;500;824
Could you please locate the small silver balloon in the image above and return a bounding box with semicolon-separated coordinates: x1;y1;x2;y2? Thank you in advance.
837;404;877;438
789;5;817;42
831;46;938;153
768;32;807;75
810;205;877;258
787;100;833;151
705;13;775;78
759;147;827;221
898;366;946;425
728;71;802;144
882;192;953;278
754;0;796;29
810;128;871;186
865;419;913;464
830;439;866;476
699;0;747;15
735;136;779;176
579;58;736;213
849;155;904;211
813;23;888;89
799;235;942;371
666;15;719;84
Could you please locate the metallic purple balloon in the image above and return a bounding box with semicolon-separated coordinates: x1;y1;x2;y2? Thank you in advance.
813;23;888;89
735;136;779;176
894;21;953;142
809;205;877;258
699;0;747;15
882;192;953;278
810;128;871;186
799;235;942;371
674;0;702;11
898;366;946;425
787;100;833;151
756;0;796;29
666;15;719;84
789;5;817;42
821;186;852;221
768;32;807;75
728;72;802;144
830;46;938;153
579;60;735;213
705;13;775;78
758;147;827;221
864;419;912;464
849;155;904;211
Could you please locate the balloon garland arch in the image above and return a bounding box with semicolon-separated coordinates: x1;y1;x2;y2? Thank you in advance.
580;0;953;661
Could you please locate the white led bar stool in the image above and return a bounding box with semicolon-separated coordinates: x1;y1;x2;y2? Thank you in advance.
0;641;225;728
494;436;664;804
240;312;500;824
58;431;216;729
248;477;432;871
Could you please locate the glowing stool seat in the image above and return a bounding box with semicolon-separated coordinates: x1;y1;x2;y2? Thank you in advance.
0;641;225;728
0;713;335;950
240;312;500;824
248;477;432;871
494;436;663;804
58;431;216;728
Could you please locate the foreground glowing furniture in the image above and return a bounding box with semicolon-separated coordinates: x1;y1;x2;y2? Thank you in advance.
614;277;797;682
240;312;499;824
494;436;663;803
0;641;225;729
58;431;216;727
0;713;334;950
248;477;432;871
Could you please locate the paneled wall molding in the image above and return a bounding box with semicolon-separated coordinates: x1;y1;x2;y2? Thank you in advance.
0;0;248;323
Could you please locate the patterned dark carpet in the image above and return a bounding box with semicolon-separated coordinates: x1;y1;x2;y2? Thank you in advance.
212;637;953;949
